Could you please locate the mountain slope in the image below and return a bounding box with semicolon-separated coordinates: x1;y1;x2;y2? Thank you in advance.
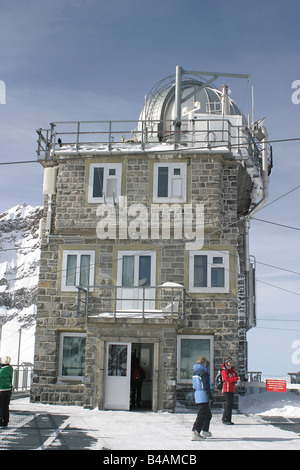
0;203;43;364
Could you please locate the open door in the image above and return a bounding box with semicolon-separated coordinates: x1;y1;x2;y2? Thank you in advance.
104;342;131;410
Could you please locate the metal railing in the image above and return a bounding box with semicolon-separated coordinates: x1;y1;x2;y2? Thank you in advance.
77;284;186;323
12;363;33;391
36;118;269;177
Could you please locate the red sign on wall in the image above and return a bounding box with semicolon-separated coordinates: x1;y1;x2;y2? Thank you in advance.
266;379;287;392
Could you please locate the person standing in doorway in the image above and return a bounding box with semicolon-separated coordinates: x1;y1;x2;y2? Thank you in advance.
0;356;13;426
191;356;213;440
221;357;240;425
131;359;145;409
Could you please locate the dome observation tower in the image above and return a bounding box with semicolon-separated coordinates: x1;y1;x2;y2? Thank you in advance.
137;66;250;152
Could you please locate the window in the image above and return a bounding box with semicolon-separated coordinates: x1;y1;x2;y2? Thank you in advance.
116;251;156;310
59;333;86;381
88;163;122;203
177;335;214;383
153;163;186;202
189;250;229;293
62;250;95;292
117;251;156;288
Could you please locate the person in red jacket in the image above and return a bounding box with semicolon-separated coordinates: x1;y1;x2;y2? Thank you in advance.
221;357;240;425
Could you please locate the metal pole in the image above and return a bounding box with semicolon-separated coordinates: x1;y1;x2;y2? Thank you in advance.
174;65;182;146
15;328;22;391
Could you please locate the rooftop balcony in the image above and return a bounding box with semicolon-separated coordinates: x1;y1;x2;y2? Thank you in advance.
36;118;271;178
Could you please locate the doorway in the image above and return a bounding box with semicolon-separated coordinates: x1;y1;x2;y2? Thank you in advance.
104;341;154;411
131;343;154;410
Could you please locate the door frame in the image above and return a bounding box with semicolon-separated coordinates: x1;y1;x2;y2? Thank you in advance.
104;341;131;410
102;339;159;411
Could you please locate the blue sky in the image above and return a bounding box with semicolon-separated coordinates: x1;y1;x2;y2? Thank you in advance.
0;0;299;378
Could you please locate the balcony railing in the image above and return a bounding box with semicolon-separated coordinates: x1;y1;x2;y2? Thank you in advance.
36;119;269;177
77;284;186;324
12;363;33;391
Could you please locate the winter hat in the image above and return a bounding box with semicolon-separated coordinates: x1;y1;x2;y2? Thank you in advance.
2;356;11;365
225;357;233;364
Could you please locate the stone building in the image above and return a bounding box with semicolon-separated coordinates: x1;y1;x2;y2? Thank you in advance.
31;68;271;410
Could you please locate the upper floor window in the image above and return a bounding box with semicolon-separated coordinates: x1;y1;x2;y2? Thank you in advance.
88;163;122;203
61;250;95;292
188;250;229;293
153;162;187;203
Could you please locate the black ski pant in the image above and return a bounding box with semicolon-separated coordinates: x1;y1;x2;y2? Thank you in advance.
222;392;234;422
192;402;212;433
0;390;12;425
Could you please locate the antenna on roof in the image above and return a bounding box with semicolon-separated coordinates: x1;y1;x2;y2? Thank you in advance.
251;86;255;125
174;66;250;146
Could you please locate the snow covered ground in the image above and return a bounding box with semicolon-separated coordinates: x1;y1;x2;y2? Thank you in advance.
9;390;300;450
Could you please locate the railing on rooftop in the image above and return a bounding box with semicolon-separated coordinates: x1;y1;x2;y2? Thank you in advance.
36;119;269;177
76;284;186;324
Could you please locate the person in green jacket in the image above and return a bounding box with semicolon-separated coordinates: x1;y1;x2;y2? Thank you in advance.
0;356;13;426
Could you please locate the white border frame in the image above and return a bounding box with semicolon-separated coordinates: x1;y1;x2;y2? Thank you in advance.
61;249;95;292
58;332;87;381
153;162;187;203
88;162;122;203
177;334;214;384
188;250;230;293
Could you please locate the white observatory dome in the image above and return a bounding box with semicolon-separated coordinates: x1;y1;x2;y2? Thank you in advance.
138;76;246;143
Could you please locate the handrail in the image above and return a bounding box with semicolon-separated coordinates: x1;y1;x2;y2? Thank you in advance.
76;284;186;324
11;363;34;391
36;118;268;176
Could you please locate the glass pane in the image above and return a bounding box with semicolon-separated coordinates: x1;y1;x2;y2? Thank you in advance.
66;254;77;286
79;255;90;287
139;256;151;286
194;255;207;287
62;336;86;377
108;344;128;376
122;256;134;286
180;338;211;380
213;257;223;264
106;178;117;197
93;167;104;198
211;267;225;287
171;177;182;197
157;167;168;197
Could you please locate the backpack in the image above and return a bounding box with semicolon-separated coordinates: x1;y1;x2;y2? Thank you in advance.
215;369;223;391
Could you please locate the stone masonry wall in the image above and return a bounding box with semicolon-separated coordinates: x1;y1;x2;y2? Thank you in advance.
32;150;245;409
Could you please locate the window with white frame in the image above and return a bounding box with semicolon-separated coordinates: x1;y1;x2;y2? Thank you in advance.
61;250;95;292
177;335;214;383
88;163;122;203
59;333;86;380
116;250;156;310
189;250;229;293
153;162;187;203
117;251;156;287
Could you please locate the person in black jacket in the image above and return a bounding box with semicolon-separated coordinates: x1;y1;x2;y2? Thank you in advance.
0;356;13;427
130;359;145;409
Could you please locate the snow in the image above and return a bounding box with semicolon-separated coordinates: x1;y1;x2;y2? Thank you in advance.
0;203;41;292
0;203;36;221
0;203;41;365
239;390;300;417
9;389;300;450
